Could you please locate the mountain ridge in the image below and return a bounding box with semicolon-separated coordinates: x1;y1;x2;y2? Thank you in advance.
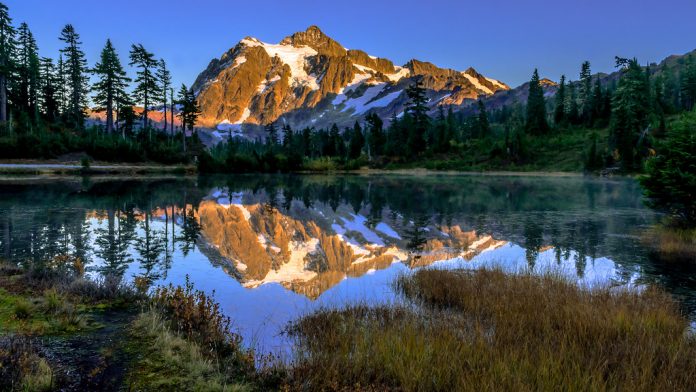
191;25;510;132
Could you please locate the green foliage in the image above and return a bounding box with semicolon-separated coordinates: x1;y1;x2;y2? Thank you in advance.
525;68;549;135
641;111;696;225
611;58;650;171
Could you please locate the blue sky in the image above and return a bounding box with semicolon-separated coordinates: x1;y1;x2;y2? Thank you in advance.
4;0;696;88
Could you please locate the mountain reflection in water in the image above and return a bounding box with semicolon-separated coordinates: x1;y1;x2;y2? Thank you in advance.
1;174;694;352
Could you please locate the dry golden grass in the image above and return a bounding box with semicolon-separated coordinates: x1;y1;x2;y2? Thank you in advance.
286;268;696;391
641;225;696;262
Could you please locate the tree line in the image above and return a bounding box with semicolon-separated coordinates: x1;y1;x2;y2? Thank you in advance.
0;2;202;163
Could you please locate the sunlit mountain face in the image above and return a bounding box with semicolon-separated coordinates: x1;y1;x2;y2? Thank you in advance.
2;175;693;351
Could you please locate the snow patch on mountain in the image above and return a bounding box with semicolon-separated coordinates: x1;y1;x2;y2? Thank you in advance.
485;77;507;90
462;72;493;95
241;37;320;90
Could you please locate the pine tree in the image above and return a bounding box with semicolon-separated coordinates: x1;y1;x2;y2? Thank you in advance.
175;84;200;152
129;44;157;135
92;39;130;133
0;2;15;123
680;56;696;111
39;57;59;122
348;121;365;159
281;123;292;148
366;112;384;158
611;58;649;171
579;61;593;123
525;69;549;135
59;24;88;129
554;75;567;126
265;122;278;146
405;78;429;154
15;22;40;123
56;54;66;115
156;59;171;134
327;123;340;156
477;100;490;137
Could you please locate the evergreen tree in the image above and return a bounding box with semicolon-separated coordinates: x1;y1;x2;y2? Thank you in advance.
0;2;15;123
554;75;567;126
611;57;649;171
566;81;579;124
176;83;200;134
348;121;365;159
129;43;157;135
156;59;171;134
56;54;66;115
327;123;340;156
281;123;292;148
15;22;40;123
59;24;88;129
366;112;384;158
680;56;696;110
477;100;490;137
39;57;59;122
525;69;549;135
265;122;278;146
404;78;429;154
640;111;696;225
92;39;130;134
579;61;593;122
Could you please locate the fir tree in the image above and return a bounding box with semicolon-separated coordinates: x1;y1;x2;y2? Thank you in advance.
477;100;490;137
282;123;292;148
554;75;566;126
176;84;200;152
579;61;593;122
404;78;429;154
366;112;384;158
129;43;157;135
39;57;59;122
156;59;171;134
15;22;40;123
59;24;88;129
92;39;130;133
348;121;365;159
611;58;649;171
265;122;278;146
0;2;15;123
525;69;549;135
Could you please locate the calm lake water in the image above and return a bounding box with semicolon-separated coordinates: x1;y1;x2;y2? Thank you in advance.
1;174;694;353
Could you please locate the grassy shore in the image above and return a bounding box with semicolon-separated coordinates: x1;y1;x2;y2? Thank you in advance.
2;258;694;391
286;269;696;391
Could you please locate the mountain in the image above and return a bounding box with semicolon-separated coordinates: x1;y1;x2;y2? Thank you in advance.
191;26;509;133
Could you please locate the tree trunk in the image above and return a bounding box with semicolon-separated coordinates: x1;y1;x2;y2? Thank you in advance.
106;91;114;134
170;89;174;135
163;94;168;136
144;86;149;140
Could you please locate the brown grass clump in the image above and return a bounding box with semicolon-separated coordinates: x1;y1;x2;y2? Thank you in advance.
641;225;696;262
287;268;696;391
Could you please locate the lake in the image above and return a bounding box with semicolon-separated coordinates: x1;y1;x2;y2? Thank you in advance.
1;174;694;354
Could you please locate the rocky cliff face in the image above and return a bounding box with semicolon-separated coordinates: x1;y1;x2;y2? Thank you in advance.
191;26;510;131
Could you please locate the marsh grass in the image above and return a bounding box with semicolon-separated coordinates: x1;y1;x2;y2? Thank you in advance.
126;310;252;392
287;268;696;391
0;336;54;391
641;225;696;262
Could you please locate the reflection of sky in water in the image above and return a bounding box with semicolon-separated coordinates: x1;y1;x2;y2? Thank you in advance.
87;216;639;355
6;175;694;356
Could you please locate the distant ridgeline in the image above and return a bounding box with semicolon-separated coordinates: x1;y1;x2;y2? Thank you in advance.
0;1;695;172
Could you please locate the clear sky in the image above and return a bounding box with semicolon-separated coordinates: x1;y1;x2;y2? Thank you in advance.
4;0;696;88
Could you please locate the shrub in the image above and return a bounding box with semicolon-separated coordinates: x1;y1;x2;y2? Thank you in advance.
151;276;253;371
